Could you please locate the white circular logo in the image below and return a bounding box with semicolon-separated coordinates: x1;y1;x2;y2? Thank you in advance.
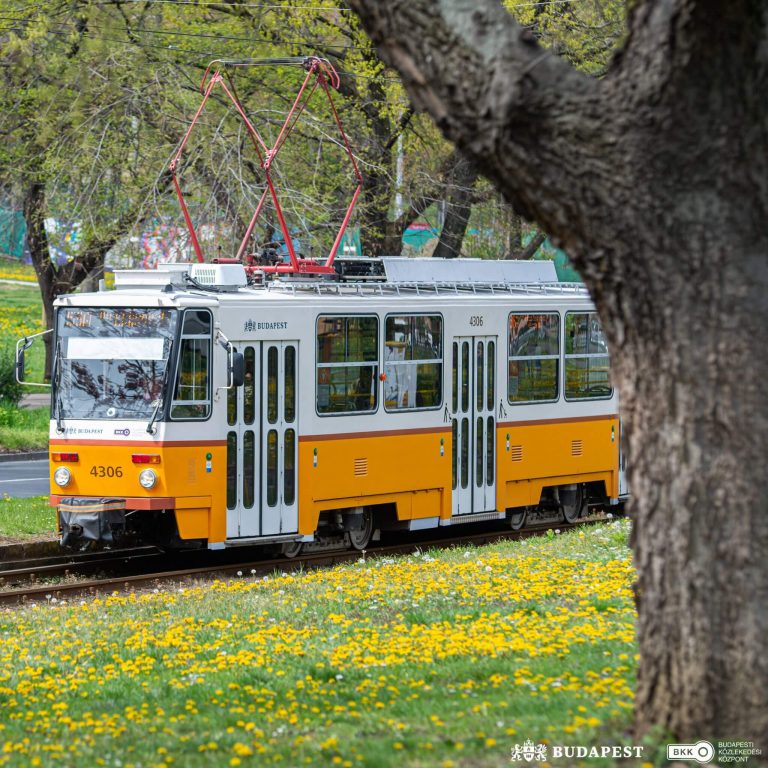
695;741;715;763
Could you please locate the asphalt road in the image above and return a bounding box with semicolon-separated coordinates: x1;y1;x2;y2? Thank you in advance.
0;458;50;498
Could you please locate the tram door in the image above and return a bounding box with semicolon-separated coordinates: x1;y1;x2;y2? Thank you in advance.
226;341;298;539
451;336;497;515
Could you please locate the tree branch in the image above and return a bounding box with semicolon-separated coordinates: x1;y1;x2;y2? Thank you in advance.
383;106;414;152
347;0;608;256
513;230;546;260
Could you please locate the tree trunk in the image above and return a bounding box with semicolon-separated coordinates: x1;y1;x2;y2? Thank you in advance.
23;180;56;380
360;163;397;256
506;230;546;261
504;205;523;257
432;155;477;258
23;178;136;379
349;0;768;752
623;262;768;746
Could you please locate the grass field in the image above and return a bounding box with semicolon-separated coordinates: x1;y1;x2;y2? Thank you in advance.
0;259;37;283
0;495;54;537
0;280;46;385
0;520;661;767
0;272;50;453
0;407;49;452
0;260;114;392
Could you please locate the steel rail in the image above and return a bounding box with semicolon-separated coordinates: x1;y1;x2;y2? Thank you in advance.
0;546;163;576
0;550;167;588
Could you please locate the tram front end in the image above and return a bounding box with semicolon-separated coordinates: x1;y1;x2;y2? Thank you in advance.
44;299;228;549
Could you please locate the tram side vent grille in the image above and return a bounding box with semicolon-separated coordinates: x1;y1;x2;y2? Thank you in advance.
571;440;583;457
354;458;368;477
510;445;523;462
194;266;217;284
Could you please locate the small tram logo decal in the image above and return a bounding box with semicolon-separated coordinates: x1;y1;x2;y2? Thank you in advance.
113;428;131;437
244;319;288;332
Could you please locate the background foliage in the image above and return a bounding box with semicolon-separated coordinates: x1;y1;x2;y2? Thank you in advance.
0;0;625;273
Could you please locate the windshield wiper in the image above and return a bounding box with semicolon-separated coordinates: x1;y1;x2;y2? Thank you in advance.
147;340;174;435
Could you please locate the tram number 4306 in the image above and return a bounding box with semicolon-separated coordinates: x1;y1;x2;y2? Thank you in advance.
469;315;484;327
90;466;123;478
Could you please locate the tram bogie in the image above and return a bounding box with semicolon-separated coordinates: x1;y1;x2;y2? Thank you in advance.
19;257;626;551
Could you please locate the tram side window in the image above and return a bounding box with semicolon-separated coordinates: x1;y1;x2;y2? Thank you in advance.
565;312;613;399
316;315;378;414
171;310;212;419
384;315;442;411
508;313;560;403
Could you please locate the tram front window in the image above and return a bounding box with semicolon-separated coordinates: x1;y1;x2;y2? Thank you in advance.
55;308;178;420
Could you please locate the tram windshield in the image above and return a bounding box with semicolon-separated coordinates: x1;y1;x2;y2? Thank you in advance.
54;308;178;420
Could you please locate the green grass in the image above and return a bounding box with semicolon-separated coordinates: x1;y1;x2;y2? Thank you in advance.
0;495;54;536
0;264;114;391
0;520;662;767
0;258;37;282
0;281;46;386
0;406;49;451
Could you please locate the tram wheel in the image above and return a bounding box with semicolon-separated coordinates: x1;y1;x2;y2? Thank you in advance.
282;540;303;558
509;508;527;531
348;508;373;550
561;485;584;524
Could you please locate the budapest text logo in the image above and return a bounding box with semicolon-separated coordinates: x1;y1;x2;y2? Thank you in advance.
511;741;645;763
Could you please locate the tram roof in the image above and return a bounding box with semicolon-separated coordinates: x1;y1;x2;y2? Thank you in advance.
54;258;591;310
106;257;588;297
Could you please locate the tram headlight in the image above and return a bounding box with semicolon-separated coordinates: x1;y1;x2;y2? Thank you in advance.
53;467;71;487
138;469;157;489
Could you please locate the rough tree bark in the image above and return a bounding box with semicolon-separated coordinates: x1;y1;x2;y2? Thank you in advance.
23;180;57;381
349;0;768;752
432;154;478;258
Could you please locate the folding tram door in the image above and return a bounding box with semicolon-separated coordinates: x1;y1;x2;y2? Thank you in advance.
226;341;298;539
451;336;497;515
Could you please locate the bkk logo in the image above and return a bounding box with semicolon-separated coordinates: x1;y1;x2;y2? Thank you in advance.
667;740;763;765
113;428;130;437
667;742;715;764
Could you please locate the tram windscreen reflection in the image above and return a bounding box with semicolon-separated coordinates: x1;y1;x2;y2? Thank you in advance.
55;308;178;419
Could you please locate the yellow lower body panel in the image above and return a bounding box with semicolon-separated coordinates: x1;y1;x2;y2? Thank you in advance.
175;496;214;540
496;417;620;510
298;430;451;535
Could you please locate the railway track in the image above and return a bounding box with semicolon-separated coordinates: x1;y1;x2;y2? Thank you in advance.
0;516;615;607
0;546;166;588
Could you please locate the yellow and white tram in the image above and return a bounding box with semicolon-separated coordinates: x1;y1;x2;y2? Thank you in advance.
21;258;626;551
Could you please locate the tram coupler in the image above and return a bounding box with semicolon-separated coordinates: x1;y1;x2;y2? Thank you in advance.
58;498;127;548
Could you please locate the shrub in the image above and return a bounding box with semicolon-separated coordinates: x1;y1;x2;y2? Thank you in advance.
0;347;23;406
